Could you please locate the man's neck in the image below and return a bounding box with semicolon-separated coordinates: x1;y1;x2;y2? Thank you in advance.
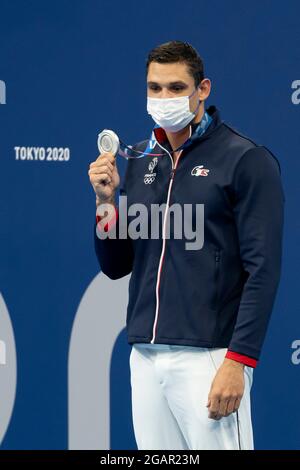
165;104;205;151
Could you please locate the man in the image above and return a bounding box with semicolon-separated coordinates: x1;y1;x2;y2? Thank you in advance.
88;41;284;450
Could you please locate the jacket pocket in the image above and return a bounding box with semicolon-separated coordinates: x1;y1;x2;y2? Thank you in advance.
213;248;221;310
181;243;221;311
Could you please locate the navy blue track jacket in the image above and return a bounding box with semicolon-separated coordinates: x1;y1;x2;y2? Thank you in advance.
94;105;285;363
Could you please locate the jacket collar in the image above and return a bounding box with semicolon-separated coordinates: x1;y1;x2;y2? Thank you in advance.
153;105;223;148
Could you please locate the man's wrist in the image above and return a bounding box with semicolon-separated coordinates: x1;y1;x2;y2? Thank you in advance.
96;194;116;208
223;357;245;369
95;198;118;233
225;350;258;368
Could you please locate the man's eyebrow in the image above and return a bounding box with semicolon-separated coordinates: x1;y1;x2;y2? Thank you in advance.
147;80;188;86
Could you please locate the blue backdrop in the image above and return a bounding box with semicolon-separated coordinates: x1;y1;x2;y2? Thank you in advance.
0;0;299;450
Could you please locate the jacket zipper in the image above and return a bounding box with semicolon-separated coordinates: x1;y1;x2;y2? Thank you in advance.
150;132;191;344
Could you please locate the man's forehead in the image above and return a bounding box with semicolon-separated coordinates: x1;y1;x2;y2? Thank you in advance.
147;62;191;83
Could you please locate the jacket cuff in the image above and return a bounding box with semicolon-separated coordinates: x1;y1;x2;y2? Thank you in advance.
96;206;118;232
225;350;258;368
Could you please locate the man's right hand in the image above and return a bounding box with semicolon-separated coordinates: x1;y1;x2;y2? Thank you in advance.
88;152;120;205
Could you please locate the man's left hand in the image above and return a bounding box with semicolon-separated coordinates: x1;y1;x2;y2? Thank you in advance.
207;358;245;420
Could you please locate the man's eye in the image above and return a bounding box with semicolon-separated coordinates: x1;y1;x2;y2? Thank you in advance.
149;86;160;91
172;87;184;92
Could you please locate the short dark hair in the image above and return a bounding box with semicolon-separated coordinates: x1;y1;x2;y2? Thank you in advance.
146;40;204;88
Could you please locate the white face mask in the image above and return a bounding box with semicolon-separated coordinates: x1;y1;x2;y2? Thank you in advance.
147;87;201;133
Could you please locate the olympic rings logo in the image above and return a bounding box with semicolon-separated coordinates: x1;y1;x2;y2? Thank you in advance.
144;173;156;184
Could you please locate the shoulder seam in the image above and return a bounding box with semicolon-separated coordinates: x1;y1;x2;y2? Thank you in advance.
258;145;282;174
222;122;260;148
223;123;282;174
232;146;281;189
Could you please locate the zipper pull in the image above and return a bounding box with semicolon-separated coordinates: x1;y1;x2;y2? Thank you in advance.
170;168;175;180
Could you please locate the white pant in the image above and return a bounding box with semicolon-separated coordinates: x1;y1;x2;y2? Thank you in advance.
129;343;254;450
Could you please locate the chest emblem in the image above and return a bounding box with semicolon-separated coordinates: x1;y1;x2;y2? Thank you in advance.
144;157;158;184
191;165;210;177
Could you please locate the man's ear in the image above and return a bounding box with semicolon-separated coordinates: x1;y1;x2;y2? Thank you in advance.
199;78;211;100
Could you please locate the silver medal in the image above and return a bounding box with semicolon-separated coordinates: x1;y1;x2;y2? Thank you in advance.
97;129;120;157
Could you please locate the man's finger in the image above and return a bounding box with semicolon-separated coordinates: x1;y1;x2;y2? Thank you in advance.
218;396;230;417
89;167;113;178
225;397;236;416
90;160;115;172
91;173;112;185
209;411;222;420
233;397;242;412
96;152;116;163
208;396;221;419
